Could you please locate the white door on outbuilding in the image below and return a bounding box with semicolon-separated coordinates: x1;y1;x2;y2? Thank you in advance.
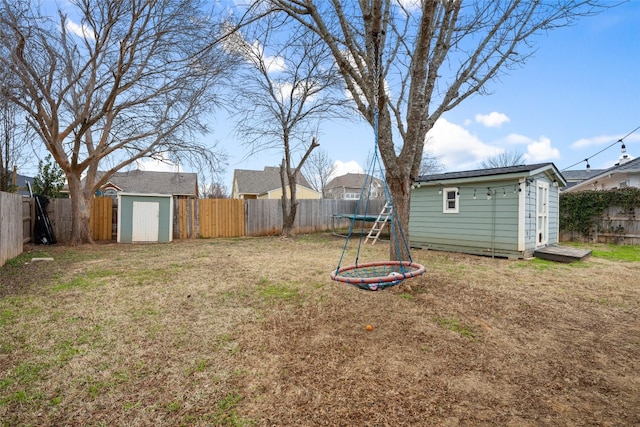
132;201;159;242
536;181;549;247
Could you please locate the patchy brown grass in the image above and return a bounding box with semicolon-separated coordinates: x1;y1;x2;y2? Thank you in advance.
1;234;639;426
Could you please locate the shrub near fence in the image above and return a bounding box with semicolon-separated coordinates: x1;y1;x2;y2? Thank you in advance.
560;206;640;245
0;191;24;266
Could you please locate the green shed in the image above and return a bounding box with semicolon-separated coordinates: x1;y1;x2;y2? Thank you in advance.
409;163;566;259
117;193;174;243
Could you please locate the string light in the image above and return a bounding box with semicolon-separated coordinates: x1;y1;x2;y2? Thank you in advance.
473;189;476;199
486;188;492;200
561;125;639;172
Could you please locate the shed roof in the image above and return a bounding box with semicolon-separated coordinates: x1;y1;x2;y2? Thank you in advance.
97;170;198;196
233;166;313;195
417;163;566;186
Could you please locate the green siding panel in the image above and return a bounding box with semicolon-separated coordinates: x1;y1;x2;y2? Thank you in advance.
118;194;173;243
410;174;560;258
409;181;521;257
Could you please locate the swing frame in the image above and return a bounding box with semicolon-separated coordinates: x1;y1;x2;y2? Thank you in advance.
329;7;425;290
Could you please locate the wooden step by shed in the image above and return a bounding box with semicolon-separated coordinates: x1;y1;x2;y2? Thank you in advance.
534;246;592;263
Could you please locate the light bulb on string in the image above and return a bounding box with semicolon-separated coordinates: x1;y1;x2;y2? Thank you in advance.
621;141;626;154
473;189;476;200
585;159;591;173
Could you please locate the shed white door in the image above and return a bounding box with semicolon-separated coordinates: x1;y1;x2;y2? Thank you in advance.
132;201;159;242
536;182;549;247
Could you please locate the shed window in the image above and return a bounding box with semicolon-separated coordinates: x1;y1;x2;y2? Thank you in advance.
443;187;459;214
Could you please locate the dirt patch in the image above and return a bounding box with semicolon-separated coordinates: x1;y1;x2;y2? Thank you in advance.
1;235;639;426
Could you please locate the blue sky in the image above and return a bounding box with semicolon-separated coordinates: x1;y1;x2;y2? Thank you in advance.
18;1;640;191
208;1;640;189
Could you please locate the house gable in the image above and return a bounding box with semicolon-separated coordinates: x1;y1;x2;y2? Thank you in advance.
232;167;319;199
325;173;384;200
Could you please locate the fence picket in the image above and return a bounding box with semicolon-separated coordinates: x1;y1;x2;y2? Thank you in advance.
0;192;24;266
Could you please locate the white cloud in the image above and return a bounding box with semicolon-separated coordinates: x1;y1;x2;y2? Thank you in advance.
475;112;510;128
65;19;96;40
523;136;561;162
426;118;502;170
330;160;364;180
135;154;183;172
571;133;640;149
274;81;317;104
501;133;531;145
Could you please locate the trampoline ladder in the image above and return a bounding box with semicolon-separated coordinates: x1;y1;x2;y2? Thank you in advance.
365;202;392;245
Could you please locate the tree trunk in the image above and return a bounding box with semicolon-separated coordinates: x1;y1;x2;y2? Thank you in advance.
66;173;92;246
280;159;297;238
386;163;412;262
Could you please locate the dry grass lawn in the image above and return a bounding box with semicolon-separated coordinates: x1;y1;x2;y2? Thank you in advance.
1;233;639;426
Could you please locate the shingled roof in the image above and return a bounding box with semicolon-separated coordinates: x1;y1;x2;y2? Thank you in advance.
325;173;382;190
417;163;565;185
233;167;313;196
97;170;198;196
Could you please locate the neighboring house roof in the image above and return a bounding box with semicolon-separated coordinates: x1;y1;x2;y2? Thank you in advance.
233;166;314;196
561;169;604;182
561;169;605;190
8;173;34;196
416;163;567;186
562;156;640;193
95;170;198;196
325;173;383;190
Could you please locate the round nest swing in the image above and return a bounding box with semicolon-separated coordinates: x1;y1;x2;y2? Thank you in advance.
331;260;426;291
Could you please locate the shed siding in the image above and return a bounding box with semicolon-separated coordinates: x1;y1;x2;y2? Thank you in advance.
410;173;560;258
410;182;522;257
118;194;173;243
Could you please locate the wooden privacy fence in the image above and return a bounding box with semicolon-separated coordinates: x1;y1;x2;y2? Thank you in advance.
561;206;640;245
0;191;24;266
45;198;114;243
41;197;380;242
198;199;245;238
90;197;113;241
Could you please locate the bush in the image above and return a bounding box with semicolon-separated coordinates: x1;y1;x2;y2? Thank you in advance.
560;188;640;236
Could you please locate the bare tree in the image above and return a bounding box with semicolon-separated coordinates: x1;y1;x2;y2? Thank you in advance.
480;151;525;169
302;148;336;197
271;0;608;259
0;75;31;192
201;181;229;199
228;14;349;237
419;152;445;177
0;0;238;244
